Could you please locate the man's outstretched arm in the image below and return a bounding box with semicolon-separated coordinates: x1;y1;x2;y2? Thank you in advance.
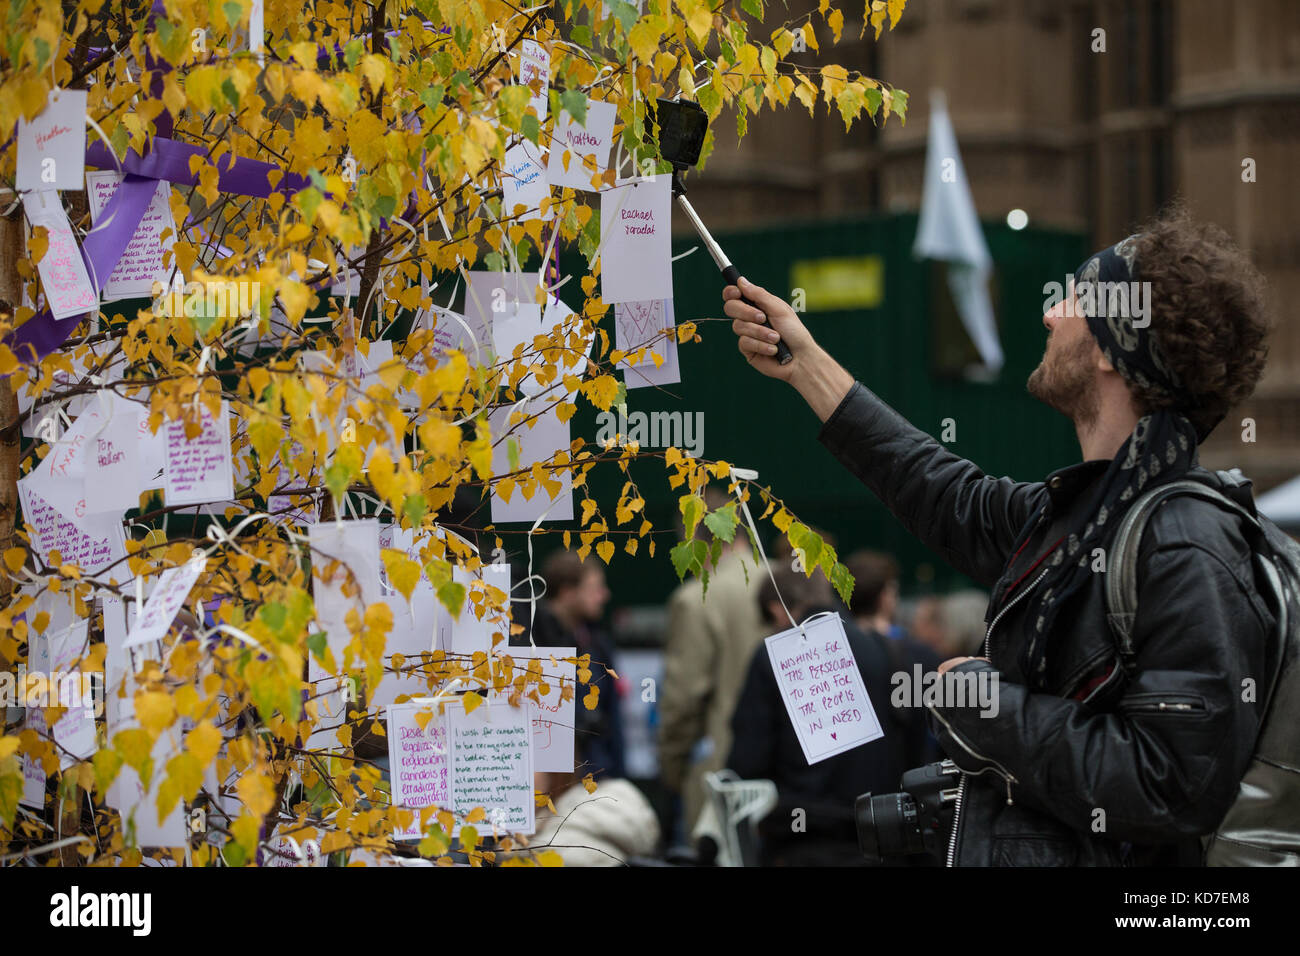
723;277;1043;587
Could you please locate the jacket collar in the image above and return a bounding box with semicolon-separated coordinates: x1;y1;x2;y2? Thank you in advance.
1043;459;1110;510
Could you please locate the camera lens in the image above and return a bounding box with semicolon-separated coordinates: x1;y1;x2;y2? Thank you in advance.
856;792;919;861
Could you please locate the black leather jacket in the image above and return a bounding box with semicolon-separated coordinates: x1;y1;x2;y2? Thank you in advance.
818;382;1274;866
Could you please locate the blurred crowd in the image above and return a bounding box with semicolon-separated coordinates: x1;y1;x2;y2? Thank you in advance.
514;486;990;866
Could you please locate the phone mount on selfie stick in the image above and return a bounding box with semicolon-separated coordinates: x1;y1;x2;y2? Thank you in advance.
651;97;793;365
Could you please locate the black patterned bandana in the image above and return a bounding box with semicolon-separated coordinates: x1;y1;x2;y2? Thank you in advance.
1072;234;1218;441
1016;237;1200;684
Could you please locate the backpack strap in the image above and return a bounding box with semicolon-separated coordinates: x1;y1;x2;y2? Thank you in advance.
1104;479;1261;674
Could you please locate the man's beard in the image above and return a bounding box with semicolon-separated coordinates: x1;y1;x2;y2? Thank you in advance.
1027;334;1100;429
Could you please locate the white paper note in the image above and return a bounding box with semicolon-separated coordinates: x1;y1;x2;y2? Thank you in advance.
308;519;384;679
502;645;576;773
464;271;542;363
16;88;87;192
488;403;573;524
124;557;206;650
615;298;680;388
367;589;440;707
546;99;617;192
764;613;883;764
502;141;552;222
444;564;512;657
518;40;550;121
448;697;535;834
85;171;176;301
22;190;97;320
82;393;146;513
386;699;450;840
600;175;672;304
17;479;126;576
106;723;188;848
163;400;235;506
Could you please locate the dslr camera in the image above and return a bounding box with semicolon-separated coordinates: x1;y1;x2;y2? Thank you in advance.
855;760;961;862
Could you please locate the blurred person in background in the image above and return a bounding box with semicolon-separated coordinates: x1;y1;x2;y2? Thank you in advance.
943;589;994;657
524;550;626;779
726;565;911;866
523;740;661;867
657;486;765;840
846;550;943;765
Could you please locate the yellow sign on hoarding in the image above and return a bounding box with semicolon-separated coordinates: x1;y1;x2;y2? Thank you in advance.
789;255;884;312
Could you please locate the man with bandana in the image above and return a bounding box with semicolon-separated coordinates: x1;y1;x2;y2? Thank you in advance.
723;206;1274;866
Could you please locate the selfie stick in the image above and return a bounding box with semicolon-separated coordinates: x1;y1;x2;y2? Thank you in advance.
670;170;793;366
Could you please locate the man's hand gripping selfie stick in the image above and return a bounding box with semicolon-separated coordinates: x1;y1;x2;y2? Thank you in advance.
654;96;793;366
672;182;794;366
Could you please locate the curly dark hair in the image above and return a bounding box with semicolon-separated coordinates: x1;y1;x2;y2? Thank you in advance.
1130;203;1271;439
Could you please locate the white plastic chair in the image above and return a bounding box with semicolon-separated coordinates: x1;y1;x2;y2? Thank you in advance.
699;770;778;867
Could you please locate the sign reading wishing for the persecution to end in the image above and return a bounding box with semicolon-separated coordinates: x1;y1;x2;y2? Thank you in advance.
765;613;883;764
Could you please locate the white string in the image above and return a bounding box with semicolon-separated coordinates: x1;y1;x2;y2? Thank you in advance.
727;469;807;641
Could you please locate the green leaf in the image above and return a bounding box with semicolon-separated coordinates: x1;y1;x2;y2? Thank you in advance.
697;81;722;121
703;502;739;543
669;538;708;581
0;758;24;828
678;493;706;541
560;89;589;126
402;493;427;529
306;630;329;664
521;113;541;146
830;561;855;606
788;522;822;572
605;0;639;31
506;437;520;473
296;186;323;223
222;1;242;28
437;580;466;622
496;85;530;131
741;0;763;18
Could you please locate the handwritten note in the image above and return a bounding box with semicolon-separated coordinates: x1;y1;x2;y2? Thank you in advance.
518;39;550;120
448;697;535;834
764;613;884;764
163;400;235;506
502;141;552;222
600;175;672;304
386;700;450;840
83;393;146;514
85;171;176;301
615;298;680;388
16;88;87;191
502;645;576;773
546;99;617;192
22;190;97;320
17;480;126;576
124;558;206;651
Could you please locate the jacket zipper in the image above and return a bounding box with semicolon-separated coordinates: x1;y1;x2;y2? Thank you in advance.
944;566;1050;867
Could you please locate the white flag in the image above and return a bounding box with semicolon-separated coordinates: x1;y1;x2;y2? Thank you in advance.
913;90;1003;373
